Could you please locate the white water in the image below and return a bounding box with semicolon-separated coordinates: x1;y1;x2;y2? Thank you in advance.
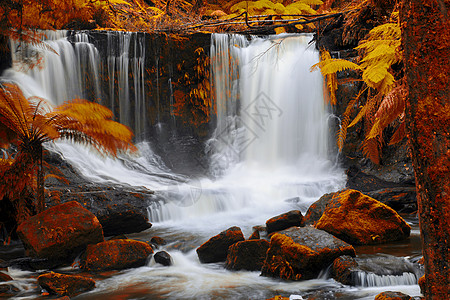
0;32;422;300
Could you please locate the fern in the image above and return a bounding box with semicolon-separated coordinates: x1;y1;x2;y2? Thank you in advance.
388;120;406;145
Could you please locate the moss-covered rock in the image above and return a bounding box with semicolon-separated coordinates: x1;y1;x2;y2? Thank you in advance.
38;272;95;297
196;226;245;263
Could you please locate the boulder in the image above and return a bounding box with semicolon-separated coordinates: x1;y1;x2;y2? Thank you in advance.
37;272;95;297
261;227;355;280
225;239;270;271
196;226;245;263
266;210;305;234
367;187;417;214
374;291;413;300
331;255;422;286
81;239;153;271
304;193;334;225
0;272;12;282
314;189;411;245
154;251;172;266
96;205;152;237
17;201;104;262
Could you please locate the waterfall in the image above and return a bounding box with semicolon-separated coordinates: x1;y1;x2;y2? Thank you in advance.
1;31;345;225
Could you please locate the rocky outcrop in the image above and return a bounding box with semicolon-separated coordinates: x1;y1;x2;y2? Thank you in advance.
313;189;411;245
266;210;305;234
331;255;422;286
196;226;245;263
38;272;95;297
17;201;104;263
154;251;172;266
261;227;355;280
96;204;152;237
225;239;269;271
81;239;153;271
374;291;413;300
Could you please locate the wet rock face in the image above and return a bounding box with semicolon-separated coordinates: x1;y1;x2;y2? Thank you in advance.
261;226;355;280
225;239;270;271
16;201;104;262
196;226;245;264
96;206;152;237
154;251;172;266
38;272;95;297
266;210;305;234
81;239;153;271
374;291;413;300
331;255;423;286
312;189;411;245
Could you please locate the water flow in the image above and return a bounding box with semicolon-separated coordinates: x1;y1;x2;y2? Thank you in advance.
147;34;345;225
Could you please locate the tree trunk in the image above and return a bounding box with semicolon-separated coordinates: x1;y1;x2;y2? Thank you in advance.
400;0;450;298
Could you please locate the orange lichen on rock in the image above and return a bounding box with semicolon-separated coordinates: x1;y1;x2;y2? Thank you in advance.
225;239;269;271
374;291;413;300
315;189;410;245
197;226;245;263
261;227;355;280
16;201;104;261
81;239;153;271
37;272;95;297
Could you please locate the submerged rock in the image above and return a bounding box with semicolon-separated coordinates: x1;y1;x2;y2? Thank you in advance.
313;189;411;245
374;291;413;300
196;226;245;263
261;227;355;280
154;251;172;266
81;239;153;271
151;236;167;247
226;239;270;271
266;210;305;234
17;201;104;263
38;272;95;297
331;255;422;286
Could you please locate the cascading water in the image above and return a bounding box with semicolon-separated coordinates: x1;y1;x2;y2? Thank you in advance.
0;32;422;299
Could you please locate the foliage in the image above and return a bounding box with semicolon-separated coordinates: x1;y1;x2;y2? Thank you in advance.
314;13;405;164
0;82;136;223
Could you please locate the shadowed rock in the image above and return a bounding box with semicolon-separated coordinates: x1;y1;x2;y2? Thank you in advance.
266;210;305;234
226;239;269;271
196;226;245;263
154;251;172;266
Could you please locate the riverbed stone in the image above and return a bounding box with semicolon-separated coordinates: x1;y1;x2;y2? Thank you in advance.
225;239;270;271
266;210;305;234
313;189;411;245
81;239;153;271
196;226;245;263
16;201;104;262
38;272;95;297
374;291;413;300
154;251;172;266
331;255;422;286
261;226;355;280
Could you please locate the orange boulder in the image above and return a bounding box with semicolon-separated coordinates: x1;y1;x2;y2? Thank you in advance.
315;189;410;245
81;239;153;271
17;201;104;262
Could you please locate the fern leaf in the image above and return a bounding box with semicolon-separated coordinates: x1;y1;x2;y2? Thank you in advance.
320;59;361;75
388;121;406;145
362;135;381;164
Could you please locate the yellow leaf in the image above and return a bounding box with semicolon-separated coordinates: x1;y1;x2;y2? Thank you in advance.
275;27;286;35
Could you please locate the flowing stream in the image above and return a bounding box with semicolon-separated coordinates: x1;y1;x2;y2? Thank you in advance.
0;31;422;299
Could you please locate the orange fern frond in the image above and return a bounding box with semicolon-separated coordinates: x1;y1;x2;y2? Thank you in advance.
367;84;405;140
388;121;406;145
362;134;382;164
